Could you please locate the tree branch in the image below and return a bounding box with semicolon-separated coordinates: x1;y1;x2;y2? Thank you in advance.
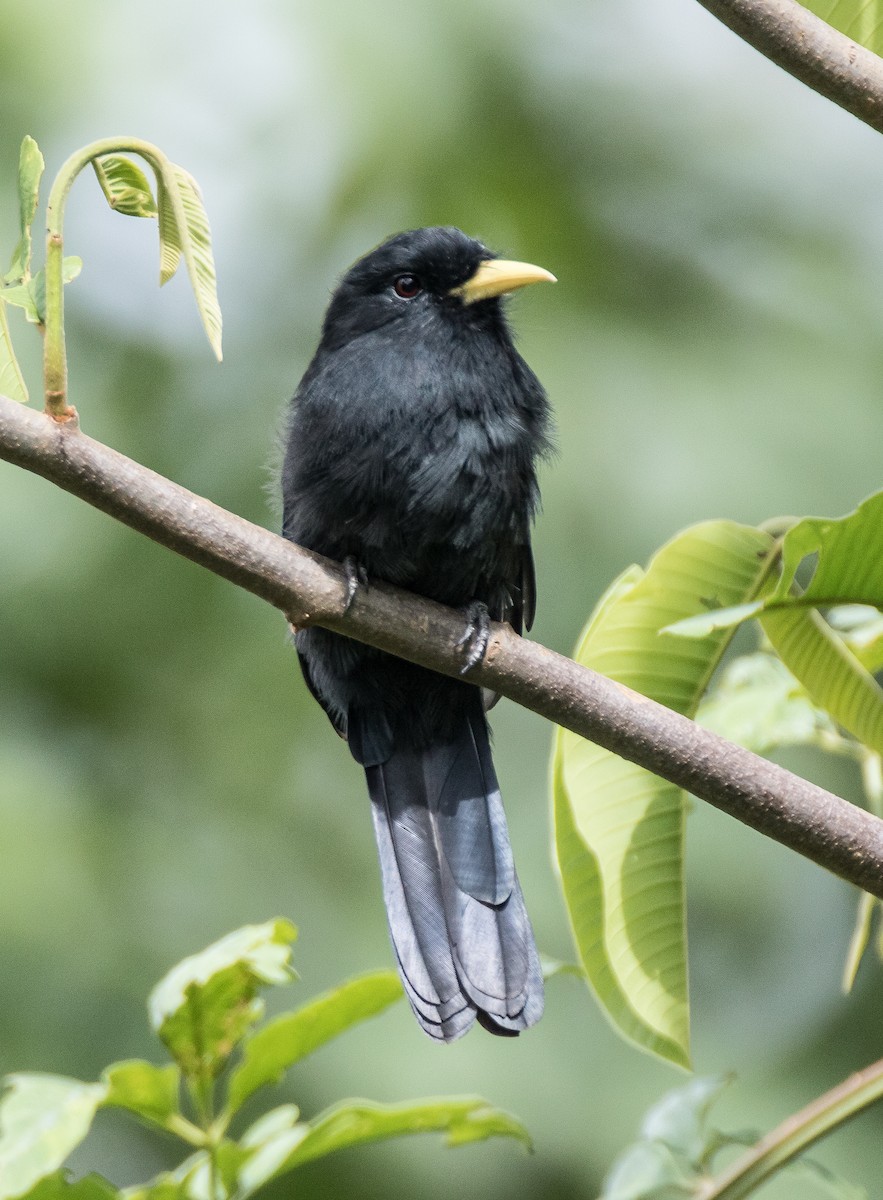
2;392;883;896
695;0;883;135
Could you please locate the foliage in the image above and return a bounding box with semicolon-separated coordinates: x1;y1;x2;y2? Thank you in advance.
0;922;528;1200
0;135;220;416
6;0;883;1187
599;1073;875;1200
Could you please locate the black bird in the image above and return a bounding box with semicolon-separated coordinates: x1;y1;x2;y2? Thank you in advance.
281;227;554;1041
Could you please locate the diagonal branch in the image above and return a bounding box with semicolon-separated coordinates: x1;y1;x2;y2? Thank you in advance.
2;392;883;896
695;0;883;134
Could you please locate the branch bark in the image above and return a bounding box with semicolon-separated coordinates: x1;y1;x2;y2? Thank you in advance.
2;394;883;897
695;0;883;134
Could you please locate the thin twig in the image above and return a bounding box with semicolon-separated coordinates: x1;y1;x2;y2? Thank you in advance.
2;393;883;896
695;0;883;134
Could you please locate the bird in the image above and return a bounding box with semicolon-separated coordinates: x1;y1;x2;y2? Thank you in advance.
281;226;554;1041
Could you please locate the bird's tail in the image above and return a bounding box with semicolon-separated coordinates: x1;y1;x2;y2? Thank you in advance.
363;693;544;1042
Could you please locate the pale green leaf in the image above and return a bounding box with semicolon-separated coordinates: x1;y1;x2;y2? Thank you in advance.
5;136;44;284
803;0;883;57
101;1061;180;1128
227;970;402;1112
599;1141;694;1200
92;156;158;218
148;920;296;1079
156;179;182;286
1;282;40;324
237;1097;529;1195
664;601;763;638
761;606;883;755
698;653;839;756
842;891;876;992
639;1075;732;1168
0;1075;107;1200
7;258;82;328
240;1104;301;1149
771;491;883;608
157;166;222;359
554;521;774;1066
0;297;28;403
13;1173;119;1200
830;606;883;675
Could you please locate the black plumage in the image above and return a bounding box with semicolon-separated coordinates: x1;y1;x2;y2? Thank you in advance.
281;226;553;1041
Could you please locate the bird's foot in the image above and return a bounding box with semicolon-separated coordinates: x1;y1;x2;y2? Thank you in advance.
456;601;491;675
342;555;369;614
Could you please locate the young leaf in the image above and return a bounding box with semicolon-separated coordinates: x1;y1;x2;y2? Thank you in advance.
236;1097;530;1195
156;178;182;285
155;165;222;360
10;1174;120;1200
639;1075;733;1169
92;156;158;218
599;1140;695;1200
23;258;84;327
226;970;402;1112
771;492;883;609
5;136;44;285
697;652;840;756
0;297;28;403
802;0;883;57
101;1060;180;1129
761;606;883;756
147;920;296;1078
1;281;41;325
553;521;774;1067
0;1075;107;1200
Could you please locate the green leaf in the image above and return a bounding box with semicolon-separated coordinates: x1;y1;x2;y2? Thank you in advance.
1;281;40;325
156;166;222;360
236;1097;529;1195
240;1104;301;1148
599;1140;695;1200
102;1061;180;1129
771;493;883;609
830;606;883;675
148;920;296;1079
156;179;182;286
92;156;158;218
227;970;402;1112
5;136;44;284
13;1174;119;1200
553;521;774;1067
5;259;82;327
639;1075;732;1169
761;606;883;755
14;1175;119;1200
802;0;883;57
0;297;28;403
0;1075;107;1200
843;891;877;992
664;601;764;638
697;653;840;756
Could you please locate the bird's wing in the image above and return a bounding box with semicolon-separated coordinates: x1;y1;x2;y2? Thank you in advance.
500;541;536;636
297;647;347;739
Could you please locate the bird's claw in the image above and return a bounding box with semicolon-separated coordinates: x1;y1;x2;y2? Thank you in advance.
456;601;491;675
342;555;369;614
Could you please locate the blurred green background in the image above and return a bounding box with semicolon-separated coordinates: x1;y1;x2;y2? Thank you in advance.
2;0;882;1196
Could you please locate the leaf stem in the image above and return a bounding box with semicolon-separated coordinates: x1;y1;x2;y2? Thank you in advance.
698;1057;883;1199
42;137;173;419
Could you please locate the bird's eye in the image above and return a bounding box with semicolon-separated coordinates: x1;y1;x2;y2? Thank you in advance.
393;274;422;299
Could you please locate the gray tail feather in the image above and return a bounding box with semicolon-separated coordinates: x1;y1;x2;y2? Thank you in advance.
365;698;543;1042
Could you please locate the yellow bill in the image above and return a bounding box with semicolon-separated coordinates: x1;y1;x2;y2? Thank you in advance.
452;258;557;305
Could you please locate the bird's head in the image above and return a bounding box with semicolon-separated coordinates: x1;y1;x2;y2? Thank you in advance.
319;226;555;351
